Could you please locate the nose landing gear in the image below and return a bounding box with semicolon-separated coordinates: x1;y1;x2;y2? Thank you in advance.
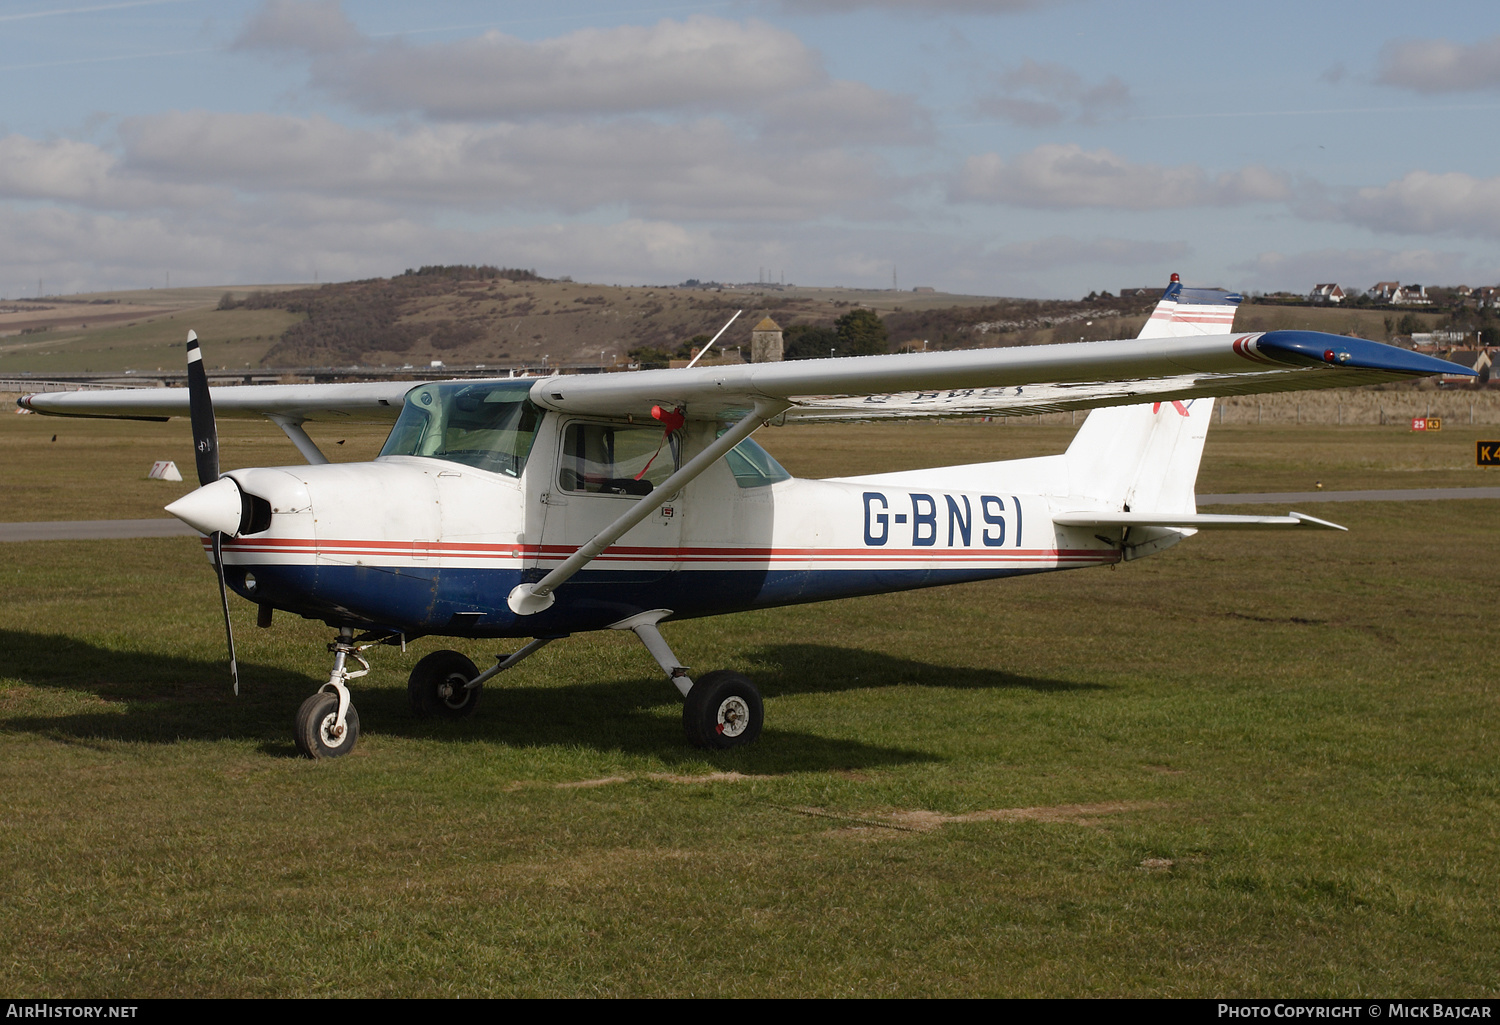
294;626;372;759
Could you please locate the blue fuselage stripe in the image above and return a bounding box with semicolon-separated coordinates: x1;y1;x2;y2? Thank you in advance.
233;563;1086;637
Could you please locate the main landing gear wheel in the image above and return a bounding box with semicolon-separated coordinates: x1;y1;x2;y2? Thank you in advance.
683;670;763;750
408;650;481;718
294;692;360;759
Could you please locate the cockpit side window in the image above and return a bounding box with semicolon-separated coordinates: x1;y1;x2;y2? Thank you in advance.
559;422;680;496
379;381;543;477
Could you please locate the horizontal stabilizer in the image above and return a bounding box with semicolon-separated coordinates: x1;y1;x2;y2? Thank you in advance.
1054;510;1347;531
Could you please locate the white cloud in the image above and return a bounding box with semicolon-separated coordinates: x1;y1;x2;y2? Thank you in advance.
975;60;1131;127
0;204;705;295
0;205;263;297
326;18;821;119
113;111;902;222
0;204;917;298
775;0;1068;12
982;235;1189;271
232;4;927;139
233;0;360;54
0;134;223;210
952;144;1292;209
1377;35;1500;93
1311;171;1500;238
1232;248;1497;293
759;79;931;146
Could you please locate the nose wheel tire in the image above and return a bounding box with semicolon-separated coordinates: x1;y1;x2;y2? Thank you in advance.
683;670;763;749
294;692;360;759
408;650;482;719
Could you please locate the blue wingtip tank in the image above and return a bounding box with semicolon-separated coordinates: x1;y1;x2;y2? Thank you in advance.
1255;330;1477;378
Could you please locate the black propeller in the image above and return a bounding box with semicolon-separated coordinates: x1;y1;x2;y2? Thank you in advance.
185;331;239;695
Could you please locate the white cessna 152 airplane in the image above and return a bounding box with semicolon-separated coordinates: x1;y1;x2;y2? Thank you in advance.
19;277;1470;758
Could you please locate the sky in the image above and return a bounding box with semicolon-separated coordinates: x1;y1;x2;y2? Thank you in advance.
2;0;1499;299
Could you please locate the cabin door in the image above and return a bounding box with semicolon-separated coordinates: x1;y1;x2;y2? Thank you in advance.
538;418;683;585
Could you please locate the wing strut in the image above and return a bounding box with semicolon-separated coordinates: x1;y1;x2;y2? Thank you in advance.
507;398;790;615
266;414;331;465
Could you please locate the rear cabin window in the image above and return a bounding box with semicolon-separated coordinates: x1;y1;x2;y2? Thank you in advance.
560;423;679;496
721;434;792;489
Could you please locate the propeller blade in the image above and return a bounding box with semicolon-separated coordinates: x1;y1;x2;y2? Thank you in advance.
187;333;238;694
185;330;219;487
212;532;239;696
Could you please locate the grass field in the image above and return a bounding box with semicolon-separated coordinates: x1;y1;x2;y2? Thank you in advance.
0;409;1497;996
0;307;305;374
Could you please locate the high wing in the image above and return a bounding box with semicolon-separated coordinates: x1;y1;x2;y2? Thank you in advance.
525;278;1466;421
528;328;1466;422
17;380;413;422
18;280;1470;427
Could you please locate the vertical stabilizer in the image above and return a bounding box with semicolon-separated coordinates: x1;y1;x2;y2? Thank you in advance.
1064;275;1241;513
1139;273;1242;338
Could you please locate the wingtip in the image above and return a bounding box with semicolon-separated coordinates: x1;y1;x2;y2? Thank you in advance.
1257;330;1478;377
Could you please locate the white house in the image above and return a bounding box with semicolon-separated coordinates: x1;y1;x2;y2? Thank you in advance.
1393;284;1431;305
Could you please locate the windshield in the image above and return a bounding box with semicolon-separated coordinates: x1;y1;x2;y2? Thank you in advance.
379;380;543;477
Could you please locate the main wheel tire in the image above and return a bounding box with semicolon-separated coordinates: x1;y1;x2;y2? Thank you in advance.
408;650;481;719
294;691;360;759
683;670;763;750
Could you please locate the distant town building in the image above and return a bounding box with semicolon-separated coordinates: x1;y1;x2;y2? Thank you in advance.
751;315;784;363
1412;330;1469;350
1369;281;1401;301
1440;348;1492;386
1393;284;1431;305
1309;283;1346;303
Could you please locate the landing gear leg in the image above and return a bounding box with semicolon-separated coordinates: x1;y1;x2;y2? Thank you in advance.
295;626;369;759
609;610;763;750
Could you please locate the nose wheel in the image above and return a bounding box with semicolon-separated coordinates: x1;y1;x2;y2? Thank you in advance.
295;691;361;759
